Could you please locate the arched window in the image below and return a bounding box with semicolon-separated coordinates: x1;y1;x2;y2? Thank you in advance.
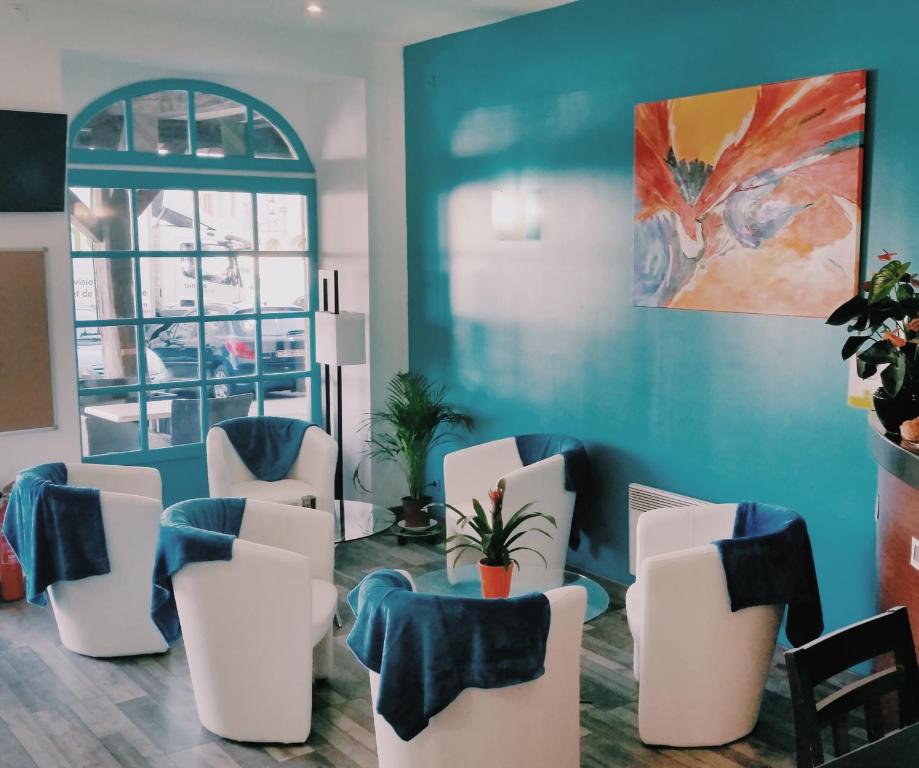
68;80;319;487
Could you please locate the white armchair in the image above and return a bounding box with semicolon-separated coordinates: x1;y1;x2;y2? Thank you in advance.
47;463;167;658
173;499;337;743
206;423;337;513
369;576;586;768
626;503;782;747
444;437;575;584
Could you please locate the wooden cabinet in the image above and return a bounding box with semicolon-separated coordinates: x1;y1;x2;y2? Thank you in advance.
870;415;919;657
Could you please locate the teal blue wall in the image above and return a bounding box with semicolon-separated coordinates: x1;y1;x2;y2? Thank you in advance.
403;0;919;634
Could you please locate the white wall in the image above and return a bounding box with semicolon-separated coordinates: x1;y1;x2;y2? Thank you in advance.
0;4;409;500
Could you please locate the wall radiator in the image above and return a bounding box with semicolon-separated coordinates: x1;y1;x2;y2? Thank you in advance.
628;483;708;575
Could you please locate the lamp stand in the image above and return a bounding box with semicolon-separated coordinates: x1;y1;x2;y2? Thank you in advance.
319;269;345;538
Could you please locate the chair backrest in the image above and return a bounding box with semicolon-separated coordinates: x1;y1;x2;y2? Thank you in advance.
634;503;737;575
172;393;254;445
369;585;586;768
784;606;919;767
82;413;140;455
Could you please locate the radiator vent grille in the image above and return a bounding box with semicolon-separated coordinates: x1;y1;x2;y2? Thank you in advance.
628;483;707;575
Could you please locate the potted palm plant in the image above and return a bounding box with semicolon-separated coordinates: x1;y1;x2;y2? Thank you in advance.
359;371;473;528
439;479;557;598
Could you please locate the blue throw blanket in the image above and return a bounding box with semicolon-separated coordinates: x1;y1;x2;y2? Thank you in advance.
151;497;246;644
216;416;316;482
1;463;108;606
347;569;551;741
514;434;589;548
714;502;823;647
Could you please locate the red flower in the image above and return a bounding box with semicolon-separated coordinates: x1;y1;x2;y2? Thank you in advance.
878;249;898;261
862;280;872;292
884;330;907;349
488;487;504;509
909;319;919;332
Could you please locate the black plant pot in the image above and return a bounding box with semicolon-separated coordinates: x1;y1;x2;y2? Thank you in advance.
873;387;919;435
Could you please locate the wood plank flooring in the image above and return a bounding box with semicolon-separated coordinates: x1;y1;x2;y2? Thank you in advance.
0;532;852;767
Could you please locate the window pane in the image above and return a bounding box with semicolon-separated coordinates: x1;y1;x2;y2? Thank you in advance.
80;392;141;456
69;187;133;252
259;256;309;310
205;318;257;381
132;90;190;155
263;379;311;420
195;93;247;158
148;388;201;448
201;255;255;312
261;316;310;373
145;321;199;383
253;111;295;159
73;102;126;151
77;326;139;386
198;190;253;250
256;193;307;251
136;189;196;251
72;257;136;321
140;256;198;317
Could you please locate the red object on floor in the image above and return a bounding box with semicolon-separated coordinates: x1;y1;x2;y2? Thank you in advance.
0;481;24;602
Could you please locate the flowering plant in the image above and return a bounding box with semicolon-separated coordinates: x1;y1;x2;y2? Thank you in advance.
438;479;557;571
827;251;919;397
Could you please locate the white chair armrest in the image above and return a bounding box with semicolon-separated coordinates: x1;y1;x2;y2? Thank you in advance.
290;427;337;512
238;499;334;583
205;427;255;497
65;463;163;503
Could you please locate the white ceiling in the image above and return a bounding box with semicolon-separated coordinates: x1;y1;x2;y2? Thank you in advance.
92;0;573;44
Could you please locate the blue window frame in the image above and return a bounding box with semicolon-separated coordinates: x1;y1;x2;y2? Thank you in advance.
68;80;320;464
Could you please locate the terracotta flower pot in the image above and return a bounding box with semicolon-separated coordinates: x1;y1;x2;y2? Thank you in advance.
479;559;513;599
401;495;432;528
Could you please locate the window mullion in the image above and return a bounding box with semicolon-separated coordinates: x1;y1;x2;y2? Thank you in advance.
252;191;265;416
129;188;149;452
193;189;209;435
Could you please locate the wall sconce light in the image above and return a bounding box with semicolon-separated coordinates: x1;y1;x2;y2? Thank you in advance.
491;189;542;241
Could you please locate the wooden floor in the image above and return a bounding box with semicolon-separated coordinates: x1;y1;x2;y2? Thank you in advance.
0;532;841;767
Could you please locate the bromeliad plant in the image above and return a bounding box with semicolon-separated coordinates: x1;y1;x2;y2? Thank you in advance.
827;251;919;398
442;479;557;571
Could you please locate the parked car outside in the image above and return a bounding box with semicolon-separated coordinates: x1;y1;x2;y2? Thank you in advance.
145;306;307;397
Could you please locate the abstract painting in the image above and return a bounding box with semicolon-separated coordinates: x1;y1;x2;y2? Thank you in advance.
633;70;866;317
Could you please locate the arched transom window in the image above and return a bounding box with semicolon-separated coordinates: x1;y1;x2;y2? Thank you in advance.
68;80;319;464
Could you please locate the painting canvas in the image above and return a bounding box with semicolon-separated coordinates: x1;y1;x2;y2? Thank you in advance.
633;70;866;317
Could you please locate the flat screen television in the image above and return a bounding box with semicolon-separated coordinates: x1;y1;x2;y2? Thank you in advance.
0;109;67;213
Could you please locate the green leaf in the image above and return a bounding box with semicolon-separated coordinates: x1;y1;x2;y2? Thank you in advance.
868;261;911;304
856;358;878;380
898;283;915;302
826;294;869;325
881;355;907;396
842;335;873;360
859;340;898;365
507;546;549;568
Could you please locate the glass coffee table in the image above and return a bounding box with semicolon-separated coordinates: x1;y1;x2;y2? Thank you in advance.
414;565;610;623
334;500;396;544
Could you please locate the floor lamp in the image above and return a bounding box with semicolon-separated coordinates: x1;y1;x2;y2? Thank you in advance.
315;269;366;538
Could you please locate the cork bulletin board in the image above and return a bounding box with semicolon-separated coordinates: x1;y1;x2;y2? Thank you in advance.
0;249;55;433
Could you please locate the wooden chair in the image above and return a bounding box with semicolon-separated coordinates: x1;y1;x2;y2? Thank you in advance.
784;606;919;767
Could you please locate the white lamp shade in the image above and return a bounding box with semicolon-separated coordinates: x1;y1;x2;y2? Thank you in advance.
315;311;366;366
